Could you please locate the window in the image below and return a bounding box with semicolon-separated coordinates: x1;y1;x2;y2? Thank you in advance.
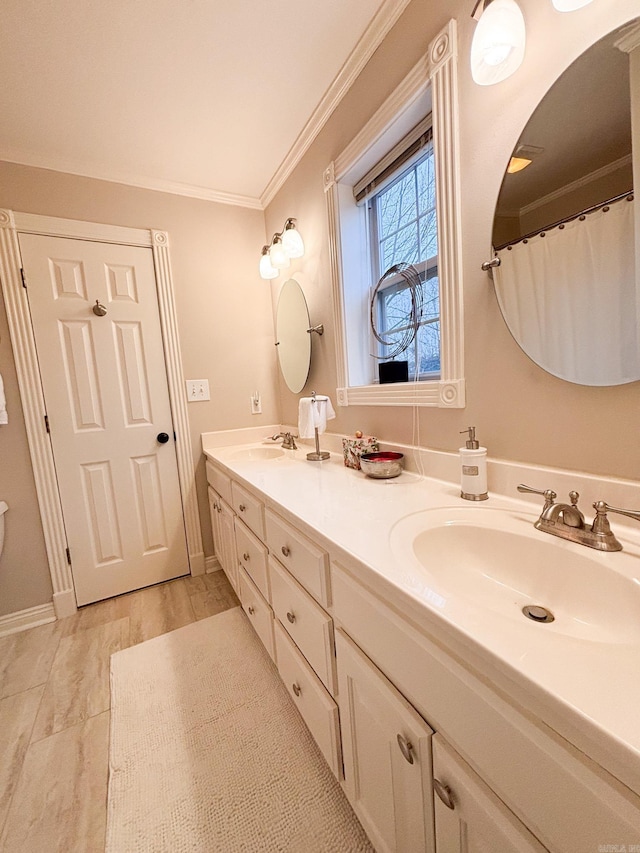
367;143;440;380
324;19;465;408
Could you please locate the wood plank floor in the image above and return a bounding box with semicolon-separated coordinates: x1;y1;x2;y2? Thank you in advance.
0;570;239;853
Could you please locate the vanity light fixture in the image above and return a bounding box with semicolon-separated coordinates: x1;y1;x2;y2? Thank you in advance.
259;218;305;279
470;0;526;86
259;246;279;280
551;0;594;10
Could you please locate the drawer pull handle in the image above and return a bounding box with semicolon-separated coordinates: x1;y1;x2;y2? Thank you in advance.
292;682;301;697
247;606;255;615
434;778;455;810
216;504;222;514
243;552;250;561
396;734;414;765
281;545;291;557
286;611;296;624
239;504;246;512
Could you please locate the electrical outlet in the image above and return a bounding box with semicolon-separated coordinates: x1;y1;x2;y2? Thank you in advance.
250;391;262;414
186;379;210;401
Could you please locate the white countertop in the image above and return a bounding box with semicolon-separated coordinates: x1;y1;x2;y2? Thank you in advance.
203;434;640;798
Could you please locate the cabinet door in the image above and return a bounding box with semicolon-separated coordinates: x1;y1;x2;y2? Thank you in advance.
432;736;547;853
219;499;238;593
336;629;435;853
208;486;223;566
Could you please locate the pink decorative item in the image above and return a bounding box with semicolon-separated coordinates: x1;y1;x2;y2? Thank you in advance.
342;435;379;469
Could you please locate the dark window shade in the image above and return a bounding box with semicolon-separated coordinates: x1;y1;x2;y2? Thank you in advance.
353;116;433;204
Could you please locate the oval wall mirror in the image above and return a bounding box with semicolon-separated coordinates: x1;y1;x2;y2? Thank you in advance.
276;278;311;393
490;19;639;386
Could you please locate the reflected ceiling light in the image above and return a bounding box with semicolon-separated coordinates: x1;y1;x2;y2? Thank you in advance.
508;156;532;173
259;218;304;279
471;0;526;86
507;143;544;173
551;0;594;10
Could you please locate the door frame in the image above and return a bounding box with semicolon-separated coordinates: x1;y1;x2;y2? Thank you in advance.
0;209;205;617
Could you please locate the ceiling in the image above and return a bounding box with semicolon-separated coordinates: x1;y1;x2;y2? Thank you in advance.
0;0;407;208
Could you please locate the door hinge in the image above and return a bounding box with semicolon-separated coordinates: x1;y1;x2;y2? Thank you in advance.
44;414;50;433
66;547;72;565
20;268;27;288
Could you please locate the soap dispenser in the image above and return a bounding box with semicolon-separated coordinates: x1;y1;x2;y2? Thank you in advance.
459;427;488;501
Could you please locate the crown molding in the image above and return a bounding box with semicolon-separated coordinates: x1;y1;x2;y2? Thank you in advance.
259;0;413;209
0;154;263;210
519;154;633;217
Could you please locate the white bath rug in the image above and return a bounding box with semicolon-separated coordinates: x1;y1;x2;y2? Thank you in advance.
107;607;372;852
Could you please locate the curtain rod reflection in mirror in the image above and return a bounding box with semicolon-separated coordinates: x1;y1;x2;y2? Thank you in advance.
486;191;634;261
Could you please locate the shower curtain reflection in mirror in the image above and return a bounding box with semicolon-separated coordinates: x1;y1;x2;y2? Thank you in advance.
494;197;638;386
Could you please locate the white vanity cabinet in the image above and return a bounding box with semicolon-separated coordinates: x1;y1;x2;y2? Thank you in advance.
336;629;436;853
203;447;640;853
331;563;640;853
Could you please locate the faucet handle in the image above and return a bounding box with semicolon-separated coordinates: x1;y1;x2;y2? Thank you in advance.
592;501;640;532
517;484;557;509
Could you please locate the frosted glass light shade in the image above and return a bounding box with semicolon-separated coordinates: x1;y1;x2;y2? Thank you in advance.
551;0;593;10
282;225;304;259
269;238;290;269
471;0;526;86
259;249;278;280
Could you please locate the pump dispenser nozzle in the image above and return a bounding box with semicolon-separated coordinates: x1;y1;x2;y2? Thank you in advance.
460;426;480;450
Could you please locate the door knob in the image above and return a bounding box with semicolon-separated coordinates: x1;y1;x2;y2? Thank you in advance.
157;432;170;444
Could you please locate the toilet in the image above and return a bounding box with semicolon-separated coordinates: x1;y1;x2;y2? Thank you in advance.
0;501;7;558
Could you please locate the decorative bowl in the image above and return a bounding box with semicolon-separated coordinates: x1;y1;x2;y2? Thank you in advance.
359;451;404;479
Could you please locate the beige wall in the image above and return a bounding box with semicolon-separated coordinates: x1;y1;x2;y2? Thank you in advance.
0;162;278;616
2;0;639;618
267;0;640;483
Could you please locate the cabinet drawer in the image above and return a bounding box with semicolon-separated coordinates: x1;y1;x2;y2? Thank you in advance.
332;563;640;852
205;460;232;505
274;620;342;780
270;557;336;695
265;509;330;606
231;481;265;540
234;518;269;602
238;567;275;662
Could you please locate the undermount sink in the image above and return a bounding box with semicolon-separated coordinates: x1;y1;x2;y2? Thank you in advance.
389;506;640;645
226;446;285;461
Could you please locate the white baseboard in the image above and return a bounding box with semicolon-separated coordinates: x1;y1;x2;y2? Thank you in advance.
53;588;77;618
0;602;56;638
205;556;222;573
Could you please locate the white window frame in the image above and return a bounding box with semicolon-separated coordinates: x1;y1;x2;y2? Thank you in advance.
324;19;465;408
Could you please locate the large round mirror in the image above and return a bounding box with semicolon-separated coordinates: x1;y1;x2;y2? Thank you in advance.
276;278;311;393
491;19;639;386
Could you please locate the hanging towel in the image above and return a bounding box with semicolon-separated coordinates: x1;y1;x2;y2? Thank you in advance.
0;373;7;425
298;395;335;438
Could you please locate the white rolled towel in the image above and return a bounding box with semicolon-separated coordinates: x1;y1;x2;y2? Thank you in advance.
298;395;335;438
0;373;7;425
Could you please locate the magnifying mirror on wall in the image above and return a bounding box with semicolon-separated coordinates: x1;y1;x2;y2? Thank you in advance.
275;278;312;393
489;18;639;387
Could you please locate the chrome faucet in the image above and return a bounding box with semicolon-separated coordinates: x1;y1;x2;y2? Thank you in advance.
518;484;640;552
269;432;298;450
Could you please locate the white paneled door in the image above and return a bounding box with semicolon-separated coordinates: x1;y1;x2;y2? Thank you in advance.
19;233;189;605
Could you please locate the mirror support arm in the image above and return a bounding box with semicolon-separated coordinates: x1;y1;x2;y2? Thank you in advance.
481;257;501;271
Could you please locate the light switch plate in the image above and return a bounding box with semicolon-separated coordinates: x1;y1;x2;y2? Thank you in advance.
186;379;210;401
